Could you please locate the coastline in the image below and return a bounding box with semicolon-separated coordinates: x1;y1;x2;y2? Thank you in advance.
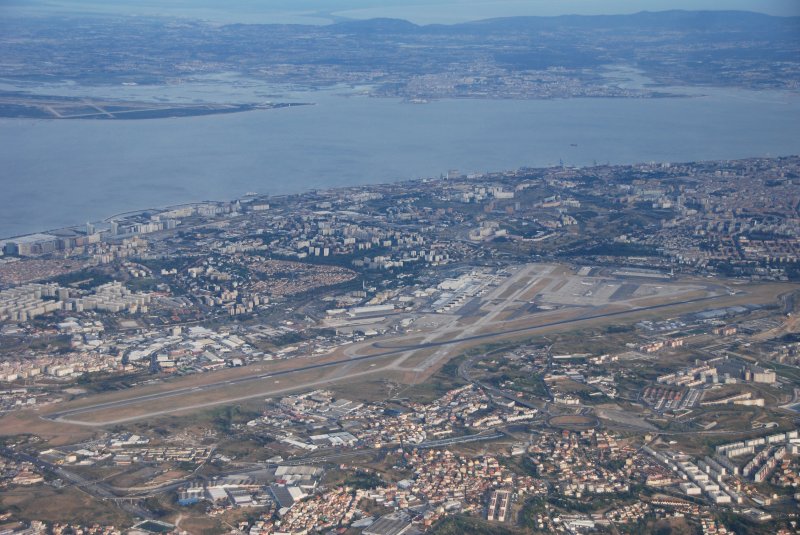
2;85;798;239
4;153;799;242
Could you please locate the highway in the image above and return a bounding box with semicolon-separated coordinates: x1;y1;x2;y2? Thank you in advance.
81;432;509;499
48;291;727;424
415;431;505;449
0;446;153;519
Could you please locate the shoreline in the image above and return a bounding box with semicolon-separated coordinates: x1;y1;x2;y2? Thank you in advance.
2;84;798;240
3;153;798;242
0;94;312;121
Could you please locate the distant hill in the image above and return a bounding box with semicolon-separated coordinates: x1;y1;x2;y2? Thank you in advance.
2;9;797;93
328;17;420;34
330;10;799;34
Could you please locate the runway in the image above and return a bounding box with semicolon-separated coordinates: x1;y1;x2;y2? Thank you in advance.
47;289;733;426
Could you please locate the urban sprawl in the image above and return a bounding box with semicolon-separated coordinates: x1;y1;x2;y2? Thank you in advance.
1;156;800;535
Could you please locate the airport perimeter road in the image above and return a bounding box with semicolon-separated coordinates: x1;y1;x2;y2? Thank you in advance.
47;291;731;425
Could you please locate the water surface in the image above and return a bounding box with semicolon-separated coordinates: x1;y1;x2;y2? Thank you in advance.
1;84;798;237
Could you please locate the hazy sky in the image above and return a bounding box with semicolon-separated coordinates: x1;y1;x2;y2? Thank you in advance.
5;0;800;23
